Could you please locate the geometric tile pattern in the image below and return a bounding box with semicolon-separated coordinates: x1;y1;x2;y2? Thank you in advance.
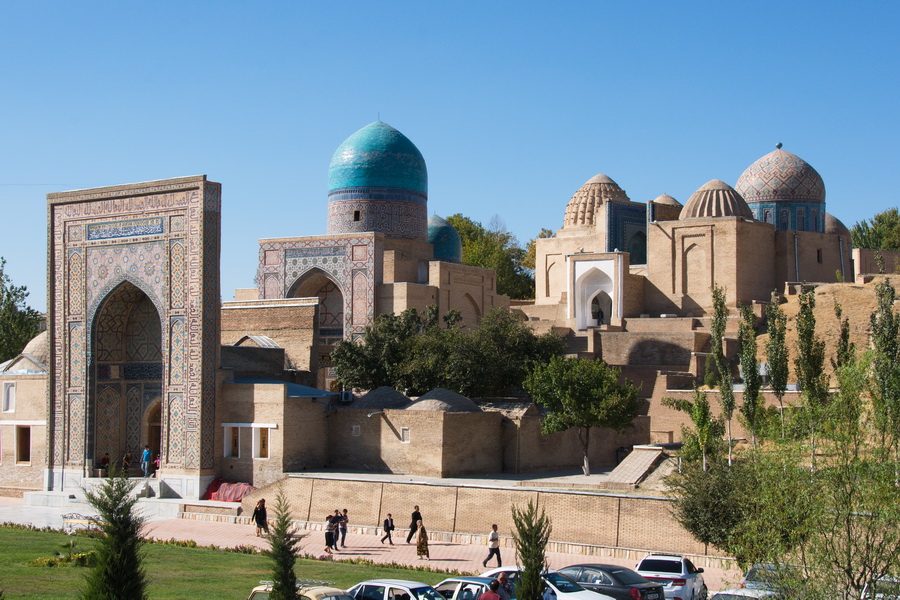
327;188;428;240
48;176;221;480
258;234;381;338
606;202;647;261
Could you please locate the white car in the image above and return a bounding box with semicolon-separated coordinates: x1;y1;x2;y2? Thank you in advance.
709;590;779;600
635;554;707;600
348;580;446;600
480;566;615;600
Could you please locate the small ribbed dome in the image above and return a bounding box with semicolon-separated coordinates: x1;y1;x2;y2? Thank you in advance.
652;194;682;207
354;386;412;410
680;180;754;220
328;121;427;194
21;331;49;367
406;388;481;413
563;174;630;228
735;148;825;205
825;213;850;236
427;214;462;264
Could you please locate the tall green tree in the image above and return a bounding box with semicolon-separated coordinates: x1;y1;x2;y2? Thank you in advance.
710;285;736;465
525;356;640;475
765;292;790;439
831;301;856;373
511;501;551;600
333;306;564;397
445;214;534;299
738;303;762;446
264;489;305;600
0;257;43;363
663;389;725;472
81;470;148;600
851;207;900;251
869;278;900;459
794;288;829;471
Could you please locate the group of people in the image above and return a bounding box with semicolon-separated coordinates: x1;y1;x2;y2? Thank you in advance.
250;500;504;567
324;508;350;553
97;446;159;478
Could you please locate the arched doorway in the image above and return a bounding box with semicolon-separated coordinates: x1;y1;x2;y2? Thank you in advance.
575;266;614;330
144;401;162;464
91;281;163;471
288;269;345;344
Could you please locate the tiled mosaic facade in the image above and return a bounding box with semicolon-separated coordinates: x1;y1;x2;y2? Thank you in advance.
607;201;647;263
47;176;221;483
327;187;428;240
257;235;382;338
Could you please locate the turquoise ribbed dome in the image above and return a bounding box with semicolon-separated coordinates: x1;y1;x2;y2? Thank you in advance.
328;121;427;194
427;214;462;264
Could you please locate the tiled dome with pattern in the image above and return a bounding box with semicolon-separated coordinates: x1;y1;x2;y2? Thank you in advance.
680;180;753;219
735;148;825;205
563;174;630;228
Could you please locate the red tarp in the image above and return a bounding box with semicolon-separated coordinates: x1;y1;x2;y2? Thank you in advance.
202;478;256;502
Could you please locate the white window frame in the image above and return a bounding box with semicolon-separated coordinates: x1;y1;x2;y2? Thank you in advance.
252;426;270;459
400;427;410;443
2;382;15;413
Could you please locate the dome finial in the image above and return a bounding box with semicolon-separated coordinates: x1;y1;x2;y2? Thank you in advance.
776;142;783;149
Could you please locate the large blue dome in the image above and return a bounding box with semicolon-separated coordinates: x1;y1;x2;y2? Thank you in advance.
328;121;427;194
427;214;462;264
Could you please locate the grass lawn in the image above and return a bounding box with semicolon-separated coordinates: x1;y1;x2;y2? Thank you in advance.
0;527;450;599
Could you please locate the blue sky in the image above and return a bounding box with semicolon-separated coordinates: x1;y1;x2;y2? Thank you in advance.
1;1;898;311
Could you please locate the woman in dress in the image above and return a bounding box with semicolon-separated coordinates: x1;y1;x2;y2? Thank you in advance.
324;514;335;554
251;499;268;537
415;519;429;560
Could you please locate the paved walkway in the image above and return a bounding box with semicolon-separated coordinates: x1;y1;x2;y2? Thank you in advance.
0;496;741;592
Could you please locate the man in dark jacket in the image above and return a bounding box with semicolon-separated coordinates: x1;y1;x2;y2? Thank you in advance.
406;505;422;544
381;513;395;545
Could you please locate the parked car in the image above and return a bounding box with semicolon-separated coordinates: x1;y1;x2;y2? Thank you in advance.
480;566;615;600
861;576;900;600
435;577;496;600
558;563;665;600
248;583;354;600
348;580;446;600
709;590;780;600
634;554;706;600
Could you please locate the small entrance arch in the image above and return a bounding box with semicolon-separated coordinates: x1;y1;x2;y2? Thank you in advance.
575;266;614;330
144;400;162;462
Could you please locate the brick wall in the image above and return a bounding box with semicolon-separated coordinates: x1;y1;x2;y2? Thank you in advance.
241;476;709;558
221;299;318;371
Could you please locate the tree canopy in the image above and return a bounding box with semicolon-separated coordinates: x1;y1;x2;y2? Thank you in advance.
445;214;535;299
525;355;640;475
331;306;565;397
0;257;43;363
851;207;900;251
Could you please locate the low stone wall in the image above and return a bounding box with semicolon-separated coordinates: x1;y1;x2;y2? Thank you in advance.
238;475;724;566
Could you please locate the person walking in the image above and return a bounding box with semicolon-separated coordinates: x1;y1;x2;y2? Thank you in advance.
381;513;395;545
141;445;152;477
482;523;502;567
332;509;343;549
415;519;429;560
406;505;422;544
339;508;349;548
251;499;268;537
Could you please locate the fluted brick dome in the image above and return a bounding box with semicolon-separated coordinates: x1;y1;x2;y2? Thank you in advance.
680;180;753;220
563;174;630;228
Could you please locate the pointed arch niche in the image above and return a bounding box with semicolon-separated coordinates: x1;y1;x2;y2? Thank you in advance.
288;269;345;343
572;258;620;330
90;280;164;468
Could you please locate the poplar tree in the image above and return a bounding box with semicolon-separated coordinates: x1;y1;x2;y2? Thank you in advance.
663;389;725;472
794;288;829;470
710;285;735;464
765;292;789;439
738;303;762;446
869;278;900;459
